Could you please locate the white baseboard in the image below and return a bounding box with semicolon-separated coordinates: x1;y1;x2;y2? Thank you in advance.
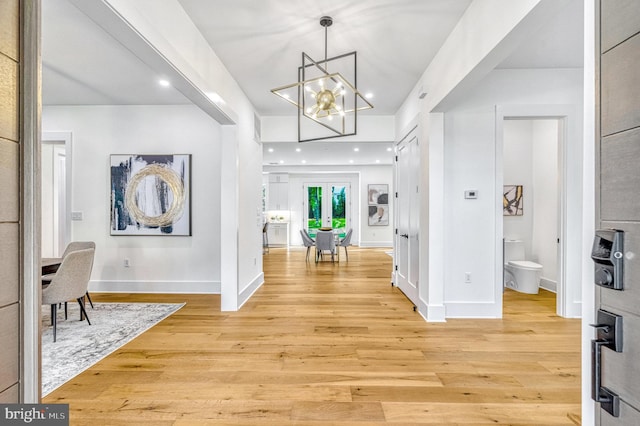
238;272;264;309
89;280;220;294
417;301;446;322
539;277;557;293
445;301;501;318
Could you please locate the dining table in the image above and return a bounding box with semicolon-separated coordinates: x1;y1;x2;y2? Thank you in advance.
42;257;63;276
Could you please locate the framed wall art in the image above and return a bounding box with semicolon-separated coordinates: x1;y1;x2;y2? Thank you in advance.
110;154;191;235
368;184;389;226
503;185;523;216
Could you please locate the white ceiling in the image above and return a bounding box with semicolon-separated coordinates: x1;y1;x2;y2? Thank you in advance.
41;0;583;165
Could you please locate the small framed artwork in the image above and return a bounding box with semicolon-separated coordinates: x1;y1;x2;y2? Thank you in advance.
111;154;191;235
368;184;389;226
503;185;523;216
368;184;389;205
368;205;389;226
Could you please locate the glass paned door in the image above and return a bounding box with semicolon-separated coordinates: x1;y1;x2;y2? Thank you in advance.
305;183;350;235
307;185;323;233
331;185;347;230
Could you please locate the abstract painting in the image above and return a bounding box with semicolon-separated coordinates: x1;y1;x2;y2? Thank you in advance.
368;184;389;205
368;184;389;226
503;185;523;216
111;154;191;235
368;205;389;226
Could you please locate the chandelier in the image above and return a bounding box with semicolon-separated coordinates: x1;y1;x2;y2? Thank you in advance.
271;16;373;142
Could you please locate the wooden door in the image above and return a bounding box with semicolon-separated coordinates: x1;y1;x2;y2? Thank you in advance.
594;1;640;422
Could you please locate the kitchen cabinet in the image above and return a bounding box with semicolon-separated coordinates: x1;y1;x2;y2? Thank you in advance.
267;222;289;247
267;174;289;211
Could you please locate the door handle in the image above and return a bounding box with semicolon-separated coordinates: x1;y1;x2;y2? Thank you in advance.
590;310;623;417
591;339;620;417
400;234;409;239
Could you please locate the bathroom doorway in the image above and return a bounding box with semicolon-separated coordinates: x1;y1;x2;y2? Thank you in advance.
502;118;560;299
495;105;582;318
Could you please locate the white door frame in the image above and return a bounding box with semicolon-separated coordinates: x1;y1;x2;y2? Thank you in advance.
42;132;73;254
495;105;581;318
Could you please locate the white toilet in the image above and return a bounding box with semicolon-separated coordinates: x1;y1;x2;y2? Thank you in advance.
503;240;542;294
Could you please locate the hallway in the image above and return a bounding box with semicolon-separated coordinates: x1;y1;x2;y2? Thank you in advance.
44;247;581;424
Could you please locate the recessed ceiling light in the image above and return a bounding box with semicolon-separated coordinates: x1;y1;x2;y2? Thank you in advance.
386;147;392;152
349;159;354;164
279;160;284;164
365;92;374;99
376;159;380;163
268;148;274;153
158;79;170;87
295;148;301;152
301;160;307;164
353;147;359;152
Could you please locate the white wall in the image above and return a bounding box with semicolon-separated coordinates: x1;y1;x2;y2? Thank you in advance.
503;120;534;251
263;165;394;247
531;120;559;290
43;105;223;293
261;115;395;143
96;0;265;309
443;68;583;318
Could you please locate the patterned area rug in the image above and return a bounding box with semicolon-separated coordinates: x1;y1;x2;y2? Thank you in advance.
41;302;184;396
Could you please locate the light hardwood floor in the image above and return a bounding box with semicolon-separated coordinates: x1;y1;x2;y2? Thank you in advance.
44;247;581;425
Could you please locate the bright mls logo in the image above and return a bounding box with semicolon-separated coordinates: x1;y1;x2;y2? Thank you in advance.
1;404;68;425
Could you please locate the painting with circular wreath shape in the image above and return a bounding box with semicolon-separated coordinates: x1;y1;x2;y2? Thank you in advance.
110;154;191;235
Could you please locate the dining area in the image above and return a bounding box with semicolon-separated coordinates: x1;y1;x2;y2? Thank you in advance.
300;227;353;263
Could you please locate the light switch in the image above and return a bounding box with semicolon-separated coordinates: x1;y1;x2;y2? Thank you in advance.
464;190;478;199
71;211;83;221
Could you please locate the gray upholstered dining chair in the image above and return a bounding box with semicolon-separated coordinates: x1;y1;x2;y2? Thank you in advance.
338;228;353;261
42;248;95;342
43;241;96;308
300;230;315;262
315;230;336;263
63;241;96;307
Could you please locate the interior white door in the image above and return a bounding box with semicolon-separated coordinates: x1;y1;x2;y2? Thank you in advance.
395;130;419;306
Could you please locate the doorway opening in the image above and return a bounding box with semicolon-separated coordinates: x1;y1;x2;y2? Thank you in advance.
41;132;72;257
496;105;581;318
502;118;561;306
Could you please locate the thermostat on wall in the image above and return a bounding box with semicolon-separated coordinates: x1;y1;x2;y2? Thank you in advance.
464;190;478;199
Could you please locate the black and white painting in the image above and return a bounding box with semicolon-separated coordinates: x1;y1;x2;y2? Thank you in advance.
368;204;389;226
111;154;191;235
503;185;523;216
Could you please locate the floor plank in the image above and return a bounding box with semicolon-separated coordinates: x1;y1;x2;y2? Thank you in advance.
43;247;581;424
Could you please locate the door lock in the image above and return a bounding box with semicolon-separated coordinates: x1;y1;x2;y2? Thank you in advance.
590;309;623;417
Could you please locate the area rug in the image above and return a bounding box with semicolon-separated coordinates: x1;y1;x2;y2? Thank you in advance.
41;302;184;396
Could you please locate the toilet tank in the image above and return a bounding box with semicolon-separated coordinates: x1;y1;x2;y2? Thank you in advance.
504;240;525;263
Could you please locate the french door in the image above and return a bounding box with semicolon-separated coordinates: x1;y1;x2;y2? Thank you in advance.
304;183;350;233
